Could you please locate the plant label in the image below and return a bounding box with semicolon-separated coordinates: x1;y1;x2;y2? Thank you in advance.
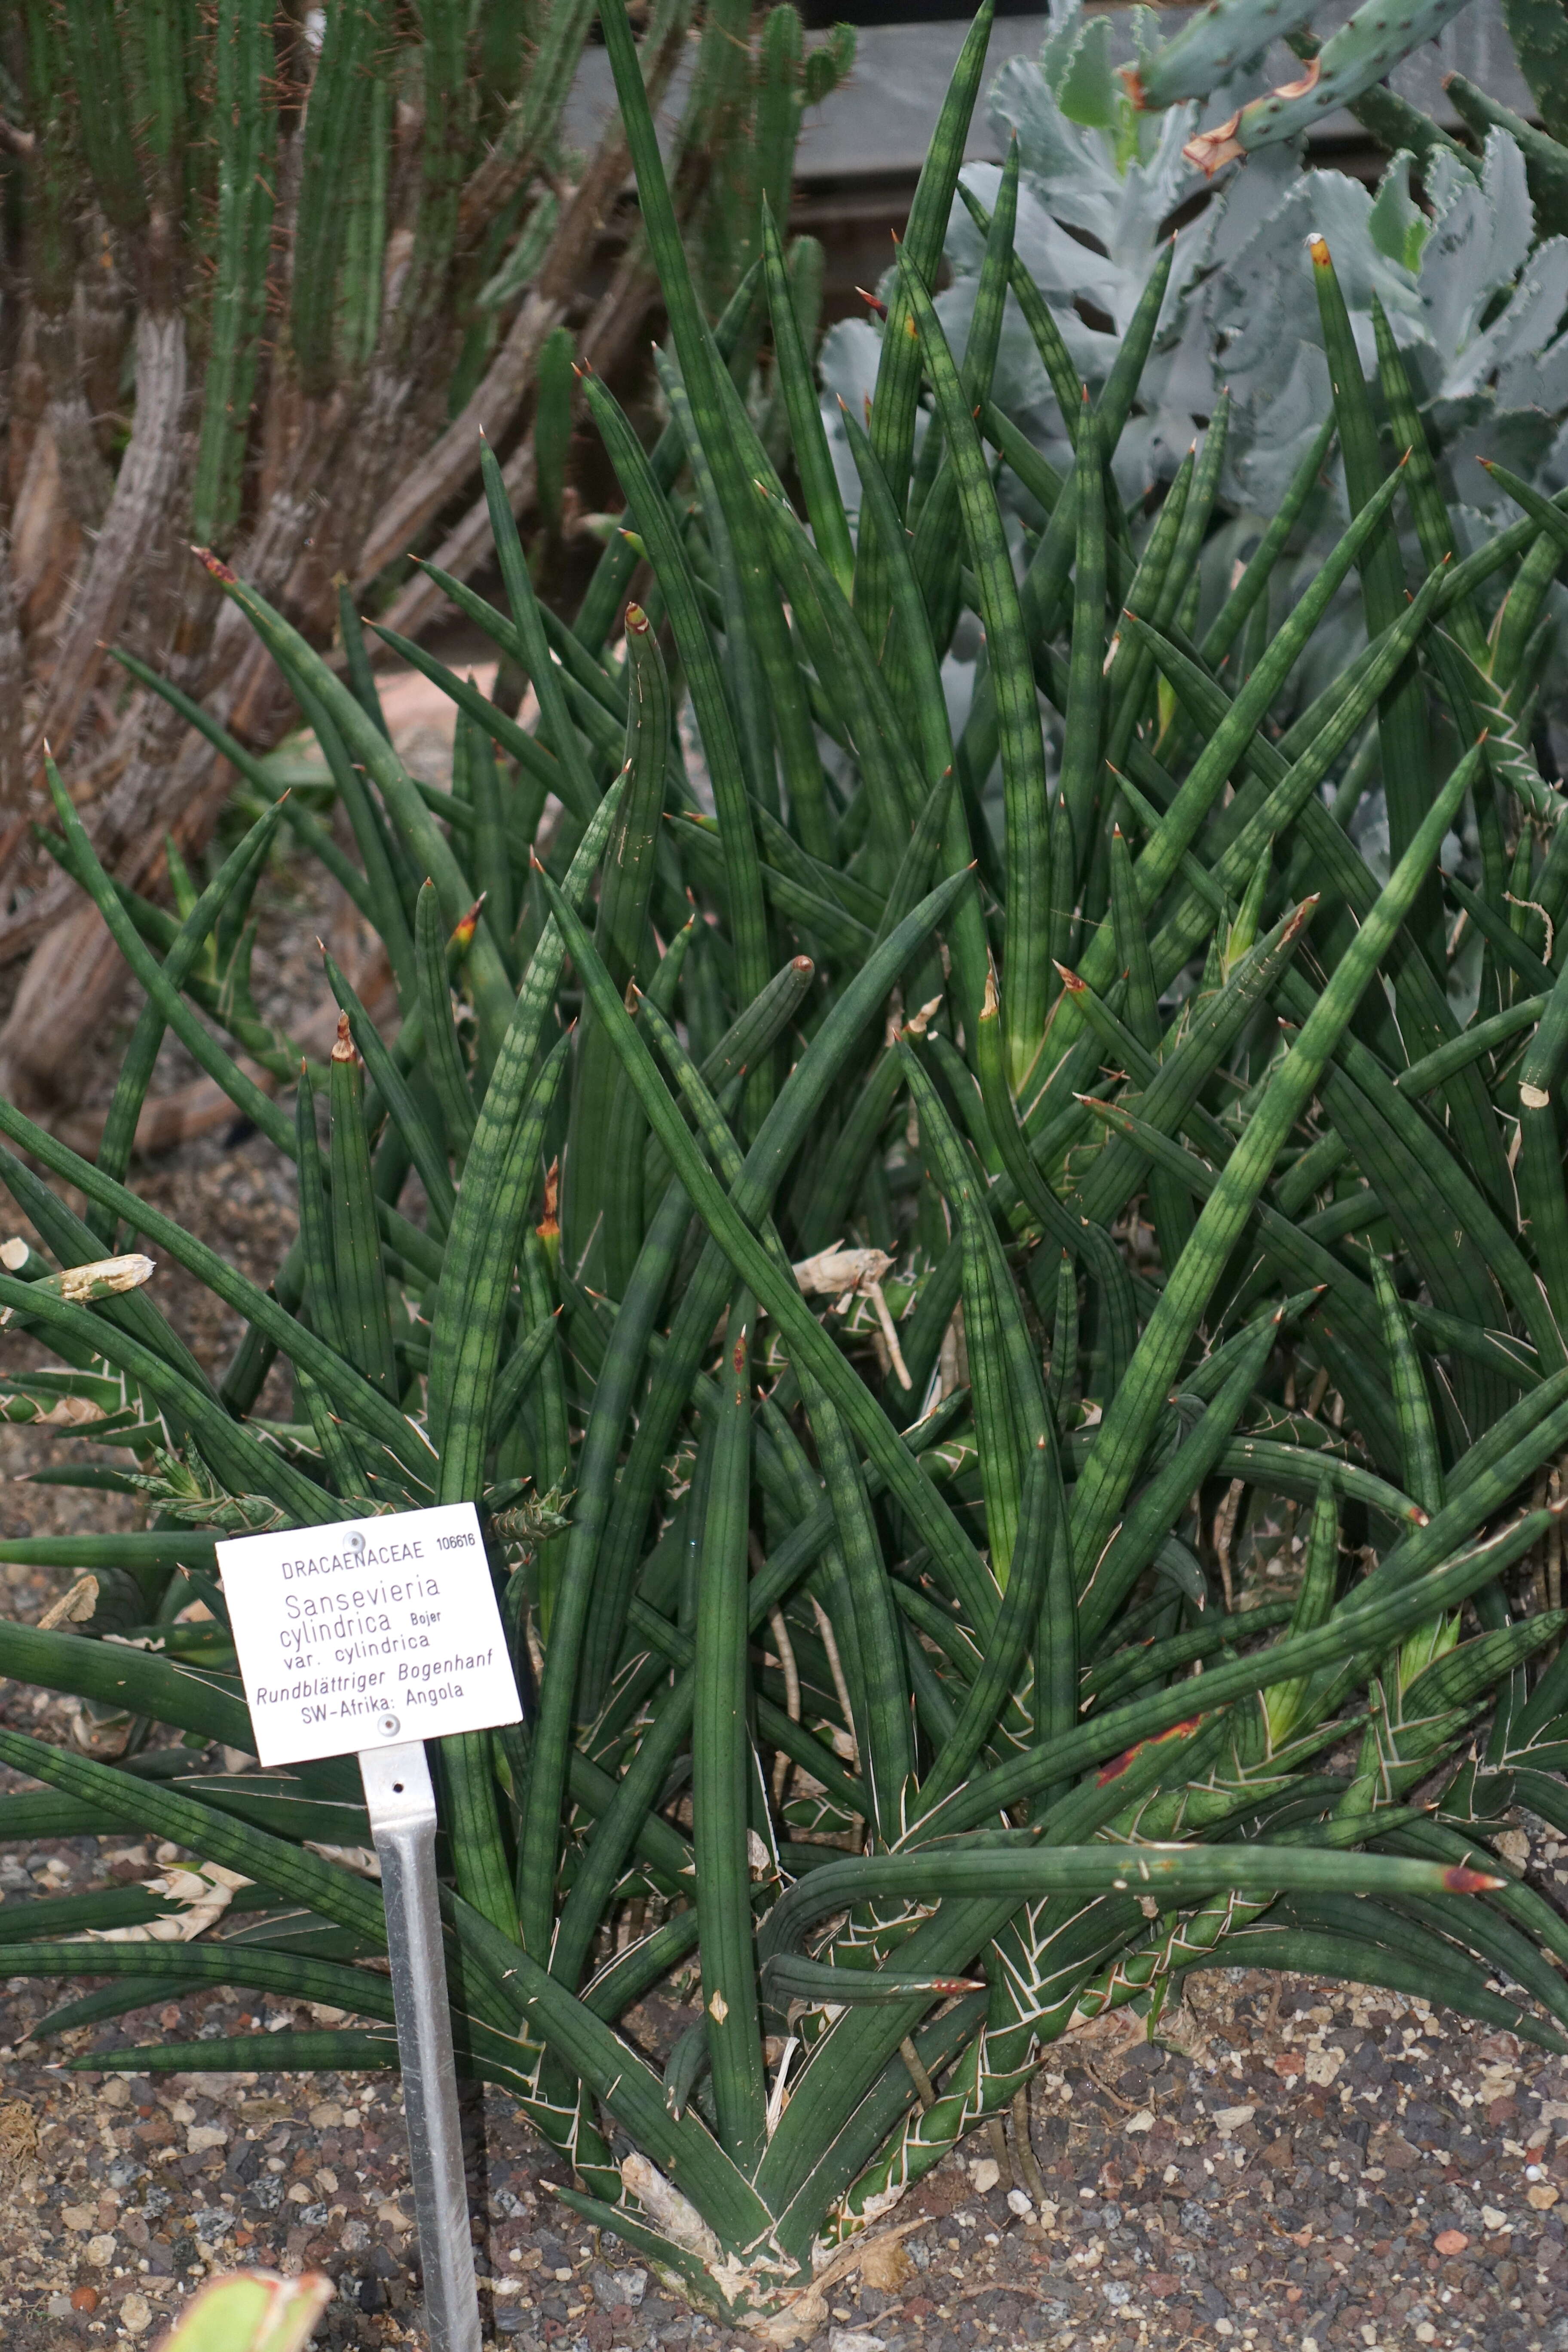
217;1501;521;1767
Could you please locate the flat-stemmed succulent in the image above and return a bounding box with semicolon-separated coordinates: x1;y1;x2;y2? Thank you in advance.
5;3;1568;2329
898;3;1568;529
890;0;1568;900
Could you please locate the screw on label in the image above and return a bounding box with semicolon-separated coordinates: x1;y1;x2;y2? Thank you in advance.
379;1714;401;1739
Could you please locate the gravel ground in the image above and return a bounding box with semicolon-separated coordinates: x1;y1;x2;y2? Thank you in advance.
3;691;1568;2351
1;1963;1567;2352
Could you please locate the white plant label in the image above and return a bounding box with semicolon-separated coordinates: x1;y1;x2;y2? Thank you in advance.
217;1501;521;1767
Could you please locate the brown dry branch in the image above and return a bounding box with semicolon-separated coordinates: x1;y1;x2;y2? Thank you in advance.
0;0;820;1118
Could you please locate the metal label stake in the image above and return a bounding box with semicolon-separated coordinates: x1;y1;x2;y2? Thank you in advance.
215;1501;521;2352
361;1736;482;2352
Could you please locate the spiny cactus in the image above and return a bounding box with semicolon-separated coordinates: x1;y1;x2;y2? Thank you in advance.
0;0;853;1121
1504;0;1568;141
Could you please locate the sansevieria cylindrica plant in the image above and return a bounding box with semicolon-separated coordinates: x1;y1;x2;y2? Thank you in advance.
3;2;1568;2328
